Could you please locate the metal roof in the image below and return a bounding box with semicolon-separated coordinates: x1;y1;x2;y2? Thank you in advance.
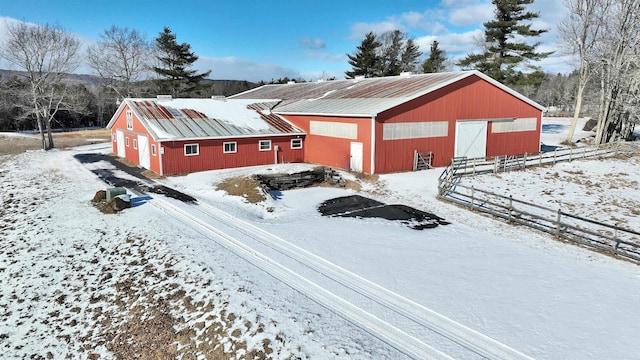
108;98;304;141
230;71;545;116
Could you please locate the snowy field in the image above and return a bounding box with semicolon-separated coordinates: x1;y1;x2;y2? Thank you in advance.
1;117;640;359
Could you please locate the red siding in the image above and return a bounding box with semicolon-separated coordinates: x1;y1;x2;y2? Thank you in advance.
281;115;373;173
374;75;541;173
160;136;304;175
110;105;162;174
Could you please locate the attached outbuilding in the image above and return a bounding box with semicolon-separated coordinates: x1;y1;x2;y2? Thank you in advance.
106;97;305;175
231;70;545;174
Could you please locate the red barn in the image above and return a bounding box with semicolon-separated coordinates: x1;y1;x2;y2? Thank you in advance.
106;97;305;175
231;70;544;174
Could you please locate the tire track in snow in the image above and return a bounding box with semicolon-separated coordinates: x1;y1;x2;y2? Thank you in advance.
152;197;453;360
154;196;533;360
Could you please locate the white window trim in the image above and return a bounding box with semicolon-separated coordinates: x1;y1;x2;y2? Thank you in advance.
259;139;272;151
126;110;133;130
291;138;303;149
184;143;199;156
125;137;129;147
151;144;157;156
223;141;237;154
133;139;138;149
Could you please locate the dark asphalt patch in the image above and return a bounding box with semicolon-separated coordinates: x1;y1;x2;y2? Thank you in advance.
74;153;197;203
318;195;450;230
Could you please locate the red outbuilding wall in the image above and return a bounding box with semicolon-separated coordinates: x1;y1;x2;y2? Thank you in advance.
159;136;304;175
280;115;373;173
110;104;304;175
374;75;541;173
109;105;162;173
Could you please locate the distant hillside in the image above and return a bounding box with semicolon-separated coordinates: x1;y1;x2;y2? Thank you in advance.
0;69;259;97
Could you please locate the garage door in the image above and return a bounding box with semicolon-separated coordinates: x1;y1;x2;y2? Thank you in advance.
455;121;487;158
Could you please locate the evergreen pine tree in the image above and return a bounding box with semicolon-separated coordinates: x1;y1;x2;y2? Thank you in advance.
421;41;447;73
345;32;381;79
153;27;211;97
456;0;552;87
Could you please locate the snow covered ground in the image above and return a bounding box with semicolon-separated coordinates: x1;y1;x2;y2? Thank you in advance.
1;117;640;359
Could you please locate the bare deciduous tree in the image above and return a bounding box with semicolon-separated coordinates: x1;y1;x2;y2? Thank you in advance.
593;0;640;143
87;25;151;99
1;21;80;149
559;0;609;143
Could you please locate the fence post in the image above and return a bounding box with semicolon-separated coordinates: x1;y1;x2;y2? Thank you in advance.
554;148;557;164
494;157;498;173
615;141;620;156
471;186;475;209
508;195;513;222
539;151;542;167
413;150;417;171
556;209;562;237
569;147;573;162
473;158;477;176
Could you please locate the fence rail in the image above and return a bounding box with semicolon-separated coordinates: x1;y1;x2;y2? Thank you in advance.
438;141;640;263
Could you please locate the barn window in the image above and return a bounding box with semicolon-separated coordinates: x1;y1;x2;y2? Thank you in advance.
291;138;303;149
491;118;537;133
310;121;357;139
223;142;237;154
259;140;272;151
184;144;199;156
125;137;130;147
126;110;133;130
151;144;157;156
383;121;448;140
133;139;138;149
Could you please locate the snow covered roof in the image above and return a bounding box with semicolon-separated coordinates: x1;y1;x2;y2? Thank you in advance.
230;71;545;117
107;98;304;141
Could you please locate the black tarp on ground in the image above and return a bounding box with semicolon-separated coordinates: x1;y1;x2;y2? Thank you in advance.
318;195;450;230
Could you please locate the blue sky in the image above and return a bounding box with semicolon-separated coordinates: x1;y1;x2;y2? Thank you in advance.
0;0;571;82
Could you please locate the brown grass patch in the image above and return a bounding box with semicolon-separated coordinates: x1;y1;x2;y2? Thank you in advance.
0;129;111;155
141;170;165;179
115;157;138;168
217;177;267;204
354;172;379;183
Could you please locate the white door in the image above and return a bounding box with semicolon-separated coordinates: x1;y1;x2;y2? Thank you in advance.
350;142;363;172
116;130;125;157
455;121;488;158
137;134;151;169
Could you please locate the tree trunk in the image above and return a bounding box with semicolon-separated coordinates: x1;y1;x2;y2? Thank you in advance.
566;81;586;143
37;116;46;150
46;119;54;149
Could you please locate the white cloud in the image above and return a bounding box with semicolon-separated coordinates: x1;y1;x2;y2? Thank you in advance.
304;50;345;62
415;29;485;58
299;37;326;50
196;56;301;83
348;20;404;40
448;4;494;26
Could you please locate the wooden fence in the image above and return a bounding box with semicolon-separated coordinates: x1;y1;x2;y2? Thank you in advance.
438;142;640;263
